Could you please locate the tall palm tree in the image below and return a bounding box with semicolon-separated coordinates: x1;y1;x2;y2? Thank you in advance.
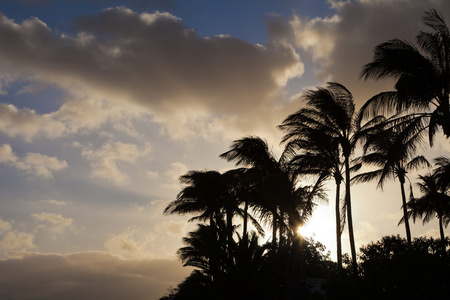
281;126;346;270
403;173;450;242
353;119;430;244
279;82;376;270
361;9;450;144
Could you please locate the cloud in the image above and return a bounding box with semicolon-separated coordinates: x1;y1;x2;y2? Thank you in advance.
0;144;67;178
0;95;147;141
165;162;188;181
38;199;70;206
355;221;381;246
32;213;73;228
0;219;12;233
31;213;73;237
0;7;303;141
0;251;190;300
81;141;152;185
104;228;155;259
287;0;450;105
0;232;35;250
154;220;187;237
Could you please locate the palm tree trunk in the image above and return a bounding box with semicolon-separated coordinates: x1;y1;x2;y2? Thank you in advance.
335;180;343;270
345;157;357;272
226;209;233;247
438;216;446;255
243;200;248;243
399;180;412;245
288;233;305;300
272;212;277;251
439;216;445;242
209;214;219;282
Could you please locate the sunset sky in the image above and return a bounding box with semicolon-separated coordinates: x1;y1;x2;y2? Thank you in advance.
1;0;450;299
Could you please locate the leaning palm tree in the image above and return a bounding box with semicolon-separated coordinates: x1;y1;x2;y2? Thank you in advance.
281;126;346;270
361;9;450;144
279;82;374;270
403;173;450;242
353;119;430;244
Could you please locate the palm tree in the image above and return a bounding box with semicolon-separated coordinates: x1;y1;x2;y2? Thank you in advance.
281;126;346;270
220;136;324;300
164;170;237;280
434;156;450;192
403;173;450;242
221;167;265;244
220;136;285;250
353;119;430;244
165;170;223;224
279;82;373;270
361;9;450;144
177;224;222;276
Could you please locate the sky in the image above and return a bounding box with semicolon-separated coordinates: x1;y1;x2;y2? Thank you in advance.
0;0;450;299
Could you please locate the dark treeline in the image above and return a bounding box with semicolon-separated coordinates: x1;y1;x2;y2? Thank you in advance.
160;9;450;300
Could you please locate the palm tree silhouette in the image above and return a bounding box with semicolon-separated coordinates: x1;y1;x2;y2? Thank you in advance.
164;170;236;280
403;173;450;242
279;82;369;271
281;124;346;270
434;156;450;192
361;9;450;143
220;136;324;300
220;136;286;250
353;119;430;244
177;224;222;276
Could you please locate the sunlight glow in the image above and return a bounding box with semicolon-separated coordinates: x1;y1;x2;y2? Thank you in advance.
297;205;336;257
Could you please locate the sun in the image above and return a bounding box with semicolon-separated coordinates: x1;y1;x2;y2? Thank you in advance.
297;205;336;253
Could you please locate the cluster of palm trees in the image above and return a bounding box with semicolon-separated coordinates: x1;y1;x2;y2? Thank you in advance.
162;9;450;299
164;136;327;298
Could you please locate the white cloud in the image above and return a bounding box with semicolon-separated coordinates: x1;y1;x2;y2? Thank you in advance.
0;219;12;233
162;162;189;190
38;199;70;206
0;231;35;250
146;170;159;180
81;141;152;185
423;228;440;238
0;143;15;163
154;220;187;237
104;228;155;259
31;213;73;235
32;213;73;227
0;144;67;179
355;221;381;246
0;96;147;141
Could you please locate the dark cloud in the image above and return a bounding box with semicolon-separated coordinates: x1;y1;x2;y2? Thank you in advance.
0;7;301;117
0;6;303;140
0;251;190;300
